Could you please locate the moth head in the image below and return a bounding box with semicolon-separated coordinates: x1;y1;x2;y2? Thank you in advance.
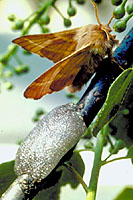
100;23;113;41
100;14;116;41
101;24;112;33
90;0;115;40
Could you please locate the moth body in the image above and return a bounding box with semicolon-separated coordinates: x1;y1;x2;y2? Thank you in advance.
67;24;118;93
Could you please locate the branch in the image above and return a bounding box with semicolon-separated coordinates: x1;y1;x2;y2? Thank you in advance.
1;28;133;200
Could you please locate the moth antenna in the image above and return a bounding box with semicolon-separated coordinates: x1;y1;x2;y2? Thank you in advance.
102;15;114;40
107;15;114;26
90;0;101;26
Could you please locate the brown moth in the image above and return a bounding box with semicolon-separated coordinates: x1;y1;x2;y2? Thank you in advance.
13;0;118;99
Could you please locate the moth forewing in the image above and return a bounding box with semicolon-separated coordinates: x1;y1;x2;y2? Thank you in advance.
13;27;82;63
24;45;90;99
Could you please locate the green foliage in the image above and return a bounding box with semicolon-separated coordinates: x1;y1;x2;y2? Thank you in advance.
0;161;16;197
127;145;133;159
84;141;94;151
92;68;133;136
109;139;125;154
33;184;60;200
109;78;133;147
114;187;133;200
60;153;85;189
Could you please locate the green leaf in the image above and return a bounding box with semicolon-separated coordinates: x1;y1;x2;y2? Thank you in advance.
59;152;85;189
109;79;133;147
92;68;133;136
114;187;133;200
0;160;16;197
127;145;133;158
33;184;60;200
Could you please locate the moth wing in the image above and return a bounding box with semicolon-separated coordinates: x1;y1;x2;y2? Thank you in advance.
13;27;81;63
24;46;89;99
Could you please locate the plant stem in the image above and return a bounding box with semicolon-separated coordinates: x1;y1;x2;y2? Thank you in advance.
52;4;65;19
124;12;133;24
106;135;114;149
69;0;72;7
102;156;129;166
22;0;56;35
86;128;107;200
64;162;88;193
0;45;18;66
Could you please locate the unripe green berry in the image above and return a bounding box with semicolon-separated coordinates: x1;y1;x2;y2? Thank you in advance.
113;19;127;32
40;15;50;25
36;108;45;116
4;82;14;90
66;92;75;98
12;20;24;30
21;65;29;73
41;27;50;33
14;66;22;74
32;116;39;122
8;14;16;21
14;65;29;75
113;5;125;19
76;0;86;4
64;18;72;27
23;50;32;55
0;55;8;65
67;7;76;17
4;70;13;77
126;4;133;15
111;0;122;6
8;44;15;51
